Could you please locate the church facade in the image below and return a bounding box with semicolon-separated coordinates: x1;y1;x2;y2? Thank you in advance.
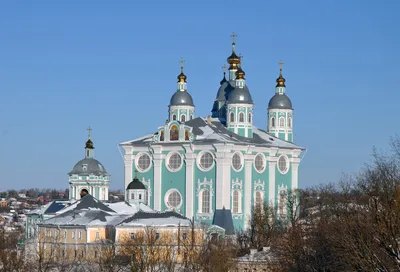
120;34;305;230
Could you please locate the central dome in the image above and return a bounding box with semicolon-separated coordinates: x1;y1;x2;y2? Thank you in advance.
227;84;253;104
69;158;108;176
169;91;194;106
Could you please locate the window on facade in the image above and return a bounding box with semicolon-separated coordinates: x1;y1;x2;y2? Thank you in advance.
139;194;142;200
181;115;186;122
166;190;182;209
239;112;244;122
72;231;75;239
137;153;151;172
172;114;177;121
185;130;189;141
278;192;287;216
64;231;67;238
248;113;252;123
156;233;160;240
232;152;243;171
74;250;77;258
288;117;292;128
190;115;193;120
271;117;275;127
168;153;182;171
170;125;179;141
131;193;134;199
230;112;235;122
78;231;82;240
160;130;164;141
94;251;98;258
254;153;265;172
255;191;263;207
278;156;288;174
96;232;100;239
62;249;65;257
199;152;213;171
182;233;188;240
86;150;89;157
233;190;240;213
130;233;135;240
201;189;210;213
279;117;285;127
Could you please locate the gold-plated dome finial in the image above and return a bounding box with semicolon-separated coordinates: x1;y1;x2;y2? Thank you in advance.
177;57;187;83
85;126;94;149
235;54;245;80
276;60;286;87
227;32;241;70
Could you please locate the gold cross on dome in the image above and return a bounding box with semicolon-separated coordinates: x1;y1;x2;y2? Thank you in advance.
279;60;284;74
230;32;237;43
179;58;185;72
87;126;92;139
222;64;228;73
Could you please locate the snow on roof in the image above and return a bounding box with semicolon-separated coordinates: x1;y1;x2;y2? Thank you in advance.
117;211;192;228
26;201;54;215
105;201;154;214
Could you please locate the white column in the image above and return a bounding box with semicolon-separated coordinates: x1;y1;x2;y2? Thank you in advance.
268;158;278;207
152;146;163;211
123;153;133;192
243;155;254;229
184;150;196;219
214;144;233;209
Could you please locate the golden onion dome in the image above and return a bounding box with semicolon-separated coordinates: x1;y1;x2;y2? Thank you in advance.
177;72;187;83
236;66;245;80
276;60;286;87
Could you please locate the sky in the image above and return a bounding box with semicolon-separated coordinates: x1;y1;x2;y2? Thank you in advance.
0;1;399;190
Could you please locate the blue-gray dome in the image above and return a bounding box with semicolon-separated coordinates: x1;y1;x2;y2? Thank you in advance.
227;85;253;104
268;94;292;109
69;158;108;176
126;177;146;190
215;81;234;102
169;91;194;106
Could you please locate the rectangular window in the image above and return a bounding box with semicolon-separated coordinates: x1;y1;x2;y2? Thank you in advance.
78;231;82;240
182;233;187;240
72;231;75;239
155;233;160;240
96;232;100;239
94;251;98;258
62;249;65;257
130;233;135;240
64;231;67;238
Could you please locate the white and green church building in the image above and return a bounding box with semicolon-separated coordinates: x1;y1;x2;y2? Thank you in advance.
119;36;305;232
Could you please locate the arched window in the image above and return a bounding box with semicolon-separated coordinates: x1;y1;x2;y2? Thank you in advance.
239;112;244;122
185;130;189;141
160;130;164;141
170;125;179;141
278;191;287;216
190;115;193;120
181;115;186;122
255;191;263;207
131;193;134;199
279;117;285;127
172;114;177;121
288;117;292;128
200;189;210;213
271;117;275;127
230;112;235;122
232;190;241;214
248;113;252;123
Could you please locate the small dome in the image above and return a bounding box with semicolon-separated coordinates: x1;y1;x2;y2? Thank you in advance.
276;75;286;87
127;177;146;190
85;139;94;149
235;67;245;80
268;94;292;109
227;85;253;104
170;91;194;106
177;72;187;83
69;158;108;176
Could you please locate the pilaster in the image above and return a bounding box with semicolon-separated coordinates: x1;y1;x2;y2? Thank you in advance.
214;144;234;209
184;146;196;219
123;153;134;191
152;145;163;211
268;157;278;207
290;158;301;190
243;154;255;229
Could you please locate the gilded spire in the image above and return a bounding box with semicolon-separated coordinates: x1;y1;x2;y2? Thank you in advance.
276;60;286;87
85;126;94;149
227;32;241;70
177;57;187;83
220;64;228;85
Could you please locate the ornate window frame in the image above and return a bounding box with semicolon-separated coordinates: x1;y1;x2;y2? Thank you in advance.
135;152;152;173
231;151;244;172
196;151;215;172
279;117;285;127
254;153;266;173
164;189;183;211
166;152;183;172
231;178;243;219
277;154;290;175
196;178;214;219
271;117;275;127
277;184;288;217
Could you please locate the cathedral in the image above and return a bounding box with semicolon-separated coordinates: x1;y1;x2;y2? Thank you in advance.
119;33;306;230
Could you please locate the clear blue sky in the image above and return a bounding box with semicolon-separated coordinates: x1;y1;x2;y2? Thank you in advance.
0;1;399;190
